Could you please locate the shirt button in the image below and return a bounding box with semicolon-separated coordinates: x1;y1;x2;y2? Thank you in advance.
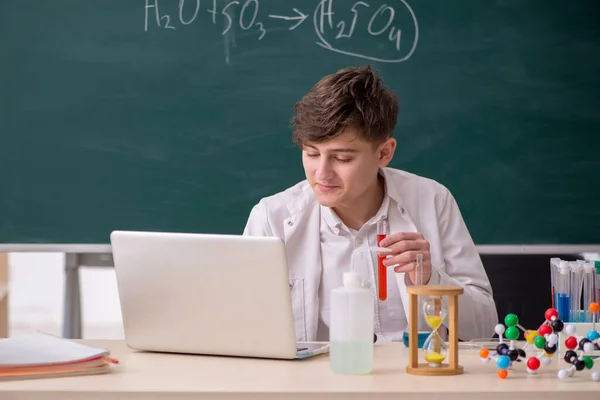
356;237;363;245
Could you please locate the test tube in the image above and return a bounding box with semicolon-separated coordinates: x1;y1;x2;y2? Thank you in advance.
557;261;571;322
595;262;600;320
583;262;595;322
377;220;387;301
415;253;424;286
550;258;560;308
569;261;583;322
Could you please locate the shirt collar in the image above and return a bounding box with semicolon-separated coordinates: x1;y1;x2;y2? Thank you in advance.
321;170;392;233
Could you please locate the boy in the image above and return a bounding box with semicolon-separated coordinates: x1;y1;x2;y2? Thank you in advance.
244;66;497;342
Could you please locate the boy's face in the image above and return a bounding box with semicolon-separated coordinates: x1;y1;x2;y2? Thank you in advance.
301;129;396;209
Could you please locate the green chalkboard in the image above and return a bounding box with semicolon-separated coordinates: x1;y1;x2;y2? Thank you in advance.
1;0;599;245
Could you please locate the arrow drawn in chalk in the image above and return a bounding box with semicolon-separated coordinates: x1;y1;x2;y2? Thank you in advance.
268;8;309;31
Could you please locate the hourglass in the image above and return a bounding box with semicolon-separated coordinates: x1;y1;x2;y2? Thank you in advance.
406;285;464;376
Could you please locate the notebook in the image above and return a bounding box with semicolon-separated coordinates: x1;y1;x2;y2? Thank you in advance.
0;332;118;380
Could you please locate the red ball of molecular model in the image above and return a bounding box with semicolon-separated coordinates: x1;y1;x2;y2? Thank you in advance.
480;308;563;379
557;302;600;382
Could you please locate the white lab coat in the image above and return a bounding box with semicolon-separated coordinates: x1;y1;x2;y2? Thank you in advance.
243;167;498;342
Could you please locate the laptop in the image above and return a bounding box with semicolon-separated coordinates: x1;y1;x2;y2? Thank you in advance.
110;230;329;359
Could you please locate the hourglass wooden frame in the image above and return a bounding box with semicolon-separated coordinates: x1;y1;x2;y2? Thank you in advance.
406;285;464;376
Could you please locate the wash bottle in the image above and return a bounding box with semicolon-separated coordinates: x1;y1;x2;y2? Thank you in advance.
329;246;391;374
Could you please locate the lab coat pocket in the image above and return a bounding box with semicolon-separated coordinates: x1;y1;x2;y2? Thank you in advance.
289;277;307;341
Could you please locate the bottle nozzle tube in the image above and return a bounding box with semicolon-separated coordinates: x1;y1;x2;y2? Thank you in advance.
350;246;391;291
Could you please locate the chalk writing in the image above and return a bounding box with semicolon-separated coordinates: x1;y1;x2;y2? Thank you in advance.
144;0;419;63
268;8;309;31
178;0;200;26
314;0;418;62
335;2;369;39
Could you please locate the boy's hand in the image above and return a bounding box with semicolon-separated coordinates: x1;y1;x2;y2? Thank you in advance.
379;232;431;285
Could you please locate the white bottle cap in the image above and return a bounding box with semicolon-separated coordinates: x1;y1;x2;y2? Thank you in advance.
343;272;362;289
584;262;594;273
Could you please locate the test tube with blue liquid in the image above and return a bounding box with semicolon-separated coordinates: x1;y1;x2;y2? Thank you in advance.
557;261;570;322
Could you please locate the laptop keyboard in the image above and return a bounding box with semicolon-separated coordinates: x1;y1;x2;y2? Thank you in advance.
296;343;326;352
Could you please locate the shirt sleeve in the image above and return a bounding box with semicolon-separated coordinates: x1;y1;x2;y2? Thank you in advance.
243;200;273;237
404;187;498;340
434;187;498;341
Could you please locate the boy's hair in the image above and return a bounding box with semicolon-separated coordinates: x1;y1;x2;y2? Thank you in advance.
291;65;398;147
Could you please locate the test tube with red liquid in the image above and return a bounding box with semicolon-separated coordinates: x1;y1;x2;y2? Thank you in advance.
377;220;387;301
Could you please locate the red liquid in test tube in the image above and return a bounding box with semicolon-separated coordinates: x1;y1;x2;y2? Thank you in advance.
377;220;387;301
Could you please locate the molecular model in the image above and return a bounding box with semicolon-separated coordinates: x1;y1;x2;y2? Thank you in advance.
479;308;563;379
557;302;600;382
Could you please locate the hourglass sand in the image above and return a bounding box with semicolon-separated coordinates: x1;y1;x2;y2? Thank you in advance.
406;285;464;376
423;295;448;366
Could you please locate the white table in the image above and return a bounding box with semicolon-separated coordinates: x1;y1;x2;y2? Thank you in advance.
1;340;598;399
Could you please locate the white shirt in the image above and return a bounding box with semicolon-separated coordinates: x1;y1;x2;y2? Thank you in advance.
317;180;412;342
243;167;498;342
